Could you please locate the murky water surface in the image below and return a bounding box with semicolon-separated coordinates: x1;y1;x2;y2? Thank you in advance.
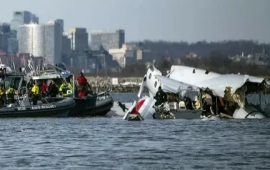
0;93;270;170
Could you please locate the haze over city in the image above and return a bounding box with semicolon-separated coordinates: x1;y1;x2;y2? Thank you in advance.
1;0;270;43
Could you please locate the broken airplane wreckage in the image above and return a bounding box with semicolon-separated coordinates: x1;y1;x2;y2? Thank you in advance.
123;65;270;121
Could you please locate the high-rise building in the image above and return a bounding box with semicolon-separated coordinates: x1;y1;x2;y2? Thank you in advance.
18;20;62;65
9;11;39;54
68;27;88;52
0;23;10;33
0;23;10;52
31;14;39;24
10;11;39;32
90;29;125;51
8;31;18;54
55;19;64;33
0;33;9;53
62;32;71;55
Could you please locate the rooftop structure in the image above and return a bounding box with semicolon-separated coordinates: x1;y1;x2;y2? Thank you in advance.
91;29;125;51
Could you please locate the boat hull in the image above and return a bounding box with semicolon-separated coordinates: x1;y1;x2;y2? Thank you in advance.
69;96;114;117
0;97;75;118
172;109;203;119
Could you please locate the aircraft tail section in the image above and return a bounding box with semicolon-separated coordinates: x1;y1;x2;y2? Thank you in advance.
123;96;156;120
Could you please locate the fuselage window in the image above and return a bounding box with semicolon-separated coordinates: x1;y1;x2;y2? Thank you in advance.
143;76;147;81
154;81;157;88
149;73;152;79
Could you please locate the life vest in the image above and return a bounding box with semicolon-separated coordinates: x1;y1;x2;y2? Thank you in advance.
62;84;69;93
31;85;39;96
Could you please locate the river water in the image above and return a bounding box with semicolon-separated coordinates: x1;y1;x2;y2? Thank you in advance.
0;93;270;170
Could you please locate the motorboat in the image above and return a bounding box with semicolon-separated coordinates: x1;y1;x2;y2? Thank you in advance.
0;95;75;118
69;92;114;117
30;64;114;117
0;73;76;118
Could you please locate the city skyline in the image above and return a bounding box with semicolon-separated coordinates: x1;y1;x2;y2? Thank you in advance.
0;0;269;43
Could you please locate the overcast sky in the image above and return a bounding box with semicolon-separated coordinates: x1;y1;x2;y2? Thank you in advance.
1;0;269;43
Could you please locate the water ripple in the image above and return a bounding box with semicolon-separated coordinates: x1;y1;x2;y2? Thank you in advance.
0;117;270;169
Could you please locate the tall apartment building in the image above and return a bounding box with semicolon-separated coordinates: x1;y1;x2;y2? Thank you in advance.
68;27;88;52
9;11;39;54
90;29;125;51
10;11;39;32
18;20;62;65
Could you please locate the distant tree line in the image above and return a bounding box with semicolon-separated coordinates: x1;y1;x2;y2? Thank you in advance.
79;53;270;77
130;40;269;62
110;52;270;77
72;40;270;77
178;51;270;76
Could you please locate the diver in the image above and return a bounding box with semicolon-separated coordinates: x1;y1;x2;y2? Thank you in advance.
48;80;58;97
5;85;17;104
118;101;129;112
59;82;73;97
154;86;167;106
31;82;39;105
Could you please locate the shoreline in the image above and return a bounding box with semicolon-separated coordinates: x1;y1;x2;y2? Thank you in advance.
86;77;142;93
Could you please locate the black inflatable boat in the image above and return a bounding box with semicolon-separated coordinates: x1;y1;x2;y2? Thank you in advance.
69;93;114;117
0;97;76;118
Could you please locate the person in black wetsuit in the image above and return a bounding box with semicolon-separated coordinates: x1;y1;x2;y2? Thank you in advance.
48;80;58;97
118;101;128;112
183;96;194;110
154;86;167;106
